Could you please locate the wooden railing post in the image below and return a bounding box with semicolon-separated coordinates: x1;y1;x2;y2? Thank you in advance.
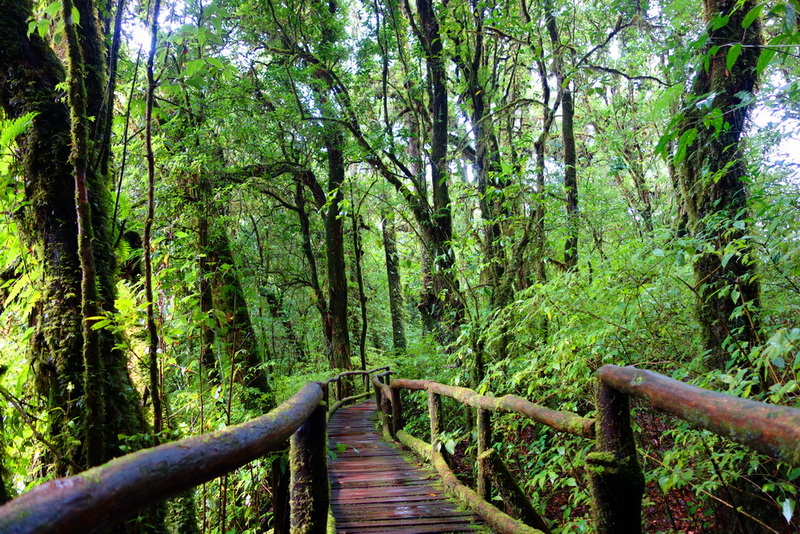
476;408;492;501
428;390;442;456
290;404;328;534
373;380;382;411
586;379;644;534
321;382;329;408
390;385;403;437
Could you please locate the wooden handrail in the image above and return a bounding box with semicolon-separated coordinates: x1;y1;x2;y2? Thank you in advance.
590;364;800;533
390;378;595;438
0;365;391;534
0;382;324;534
598;364;800;465
379;377;572;533
378;366;800;534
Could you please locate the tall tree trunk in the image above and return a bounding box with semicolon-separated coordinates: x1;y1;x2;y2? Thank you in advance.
562;83;579;270
351;212;369;370
294;180;332;348
143;0;163;443
198;184;220;383
323;132;353;370
451;2;509;308
412;0;464;338
0;0;146;476
677;0;762;369
382;212;407;353
207;216;274;411
63;0;106;467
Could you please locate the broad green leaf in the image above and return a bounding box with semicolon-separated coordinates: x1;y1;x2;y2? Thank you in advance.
726;43;742;71
1;113;37;148
44;0;60;17
207;57;225;70
674;128;698;165
742;4;763;28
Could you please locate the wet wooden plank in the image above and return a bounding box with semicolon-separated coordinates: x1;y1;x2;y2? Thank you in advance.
327;402;489;533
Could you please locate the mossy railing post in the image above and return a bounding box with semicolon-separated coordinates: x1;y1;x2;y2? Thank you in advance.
428;390;442;458
476;407;492;501
290;403;329;534
390;385;403;437
373;379;382;411
586;379;644;534
322;381;330;408
336;378;344;404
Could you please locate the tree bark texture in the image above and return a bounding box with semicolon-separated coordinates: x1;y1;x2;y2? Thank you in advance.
0;0;145;476
562;84;579;271
382;212;407;353
323;132;353;370
412;0;464;337
207;216;274;411
677;0;762;368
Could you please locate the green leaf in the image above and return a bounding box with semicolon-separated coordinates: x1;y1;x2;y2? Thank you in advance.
742;5;763;28
1;113;37;148
44;0;60;17
784;2;797;32
726;43;742;71
207;57;225;70
757;36;783;75
674;128;698;165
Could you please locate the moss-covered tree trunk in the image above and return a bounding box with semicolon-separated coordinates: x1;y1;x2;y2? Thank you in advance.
322;130;353;371
677;0;762;369
414;0;464;338
207;215;274;411
382;212;407;353
0;0;145;476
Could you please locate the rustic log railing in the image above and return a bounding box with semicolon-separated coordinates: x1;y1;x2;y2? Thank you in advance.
1;363;797;533
374;365;800;534
0;366;388;534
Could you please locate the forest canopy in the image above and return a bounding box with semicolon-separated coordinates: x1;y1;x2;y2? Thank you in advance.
0;0;799;531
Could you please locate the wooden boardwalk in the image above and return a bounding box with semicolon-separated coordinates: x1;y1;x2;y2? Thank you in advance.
327;402;488;534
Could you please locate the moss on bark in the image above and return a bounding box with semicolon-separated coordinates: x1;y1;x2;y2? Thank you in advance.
0;0;146;479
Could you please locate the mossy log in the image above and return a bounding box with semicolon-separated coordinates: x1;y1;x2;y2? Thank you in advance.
0;382;324;534
396;429;545;534
478;449;552;534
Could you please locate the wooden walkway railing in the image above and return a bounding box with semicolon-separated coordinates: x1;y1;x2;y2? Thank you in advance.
0;363;797;533
373;365;800;534
0;366;389;534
